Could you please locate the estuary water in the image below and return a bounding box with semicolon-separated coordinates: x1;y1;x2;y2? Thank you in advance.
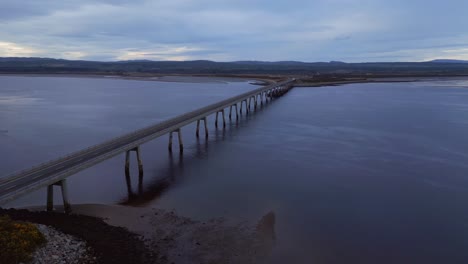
2;76;468;263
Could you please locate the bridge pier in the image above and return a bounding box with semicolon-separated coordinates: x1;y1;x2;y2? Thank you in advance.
196;117;209;138
168;129;184;153
258;93;263;106
240;99;249;115
229;104;239;120
124;146;143;198
125;146;143;177
124;147;143;197
215;110;226;128
46;179;71;214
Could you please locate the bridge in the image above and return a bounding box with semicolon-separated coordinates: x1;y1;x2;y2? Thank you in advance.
0;79;296;213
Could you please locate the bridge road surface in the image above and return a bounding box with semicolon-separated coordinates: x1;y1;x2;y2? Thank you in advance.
0;79;295;206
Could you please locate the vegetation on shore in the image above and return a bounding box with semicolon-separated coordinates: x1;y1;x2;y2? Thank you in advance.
1;57;468;77
0;215;46;264
0;208;155;264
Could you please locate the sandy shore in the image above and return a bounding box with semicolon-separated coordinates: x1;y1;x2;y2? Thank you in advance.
25;204;276;264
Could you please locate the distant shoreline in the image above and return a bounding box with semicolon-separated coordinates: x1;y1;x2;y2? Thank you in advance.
295;76;468;87
0;73;264;84
1;73;467;87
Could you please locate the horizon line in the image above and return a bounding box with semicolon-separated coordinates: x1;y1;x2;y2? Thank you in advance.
1;56;468;64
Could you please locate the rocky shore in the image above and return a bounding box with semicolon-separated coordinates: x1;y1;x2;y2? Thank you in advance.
0;208;156;264
31;224;96;264
1;204;277;264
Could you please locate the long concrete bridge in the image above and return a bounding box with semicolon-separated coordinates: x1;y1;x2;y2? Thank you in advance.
0;79;296;213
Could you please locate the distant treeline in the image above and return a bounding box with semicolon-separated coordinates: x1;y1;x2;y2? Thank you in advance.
1;57;468;76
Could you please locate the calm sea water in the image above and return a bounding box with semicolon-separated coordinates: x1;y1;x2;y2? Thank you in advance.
2;76;468;263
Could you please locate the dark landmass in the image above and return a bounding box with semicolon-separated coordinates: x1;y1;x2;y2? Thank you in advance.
0;208;156;264
429;59;468;64
2;57;468;78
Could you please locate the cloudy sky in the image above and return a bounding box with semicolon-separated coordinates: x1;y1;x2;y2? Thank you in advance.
0;0;467;62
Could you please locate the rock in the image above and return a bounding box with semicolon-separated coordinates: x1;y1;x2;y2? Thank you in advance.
30;224;97;264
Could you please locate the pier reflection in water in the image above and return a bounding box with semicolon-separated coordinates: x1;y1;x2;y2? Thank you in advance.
121;98;269;206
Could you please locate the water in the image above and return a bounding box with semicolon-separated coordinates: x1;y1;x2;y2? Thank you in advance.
3;76;468;263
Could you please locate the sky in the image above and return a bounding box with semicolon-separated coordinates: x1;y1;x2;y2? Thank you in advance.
0;0;467;62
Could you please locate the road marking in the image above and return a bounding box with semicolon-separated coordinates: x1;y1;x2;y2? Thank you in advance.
32;174;44;180
3;185;17;191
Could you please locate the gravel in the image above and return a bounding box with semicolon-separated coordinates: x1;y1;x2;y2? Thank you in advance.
30;224;96;264
0;208;157;264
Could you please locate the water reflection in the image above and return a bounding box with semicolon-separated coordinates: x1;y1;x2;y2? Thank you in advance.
121;97;273;206
121;151;183;206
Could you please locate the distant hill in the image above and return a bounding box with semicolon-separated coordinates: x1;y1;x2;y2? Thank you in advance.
1;57;468;76
429;59;468;64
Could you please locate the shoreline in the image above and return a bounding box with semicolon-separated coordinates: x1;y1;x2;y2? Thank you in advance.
0;73;275;85
0;206;155;264
2;73;467;88
295;75;468;87
5;203;277;264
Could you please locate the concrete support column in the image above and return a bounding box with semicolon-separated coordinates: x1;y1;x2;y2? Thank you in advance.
47;185;53;212
203;117;208;138
60;179;71;214
177;129;184;152
168;129;183;153
229;104;239;120
215;110;226;128
221;109;226;127
240;99;249;115
196;118;209;138
125;146;143;177
125;150;130;176
168;131;174;151
46;179;71;214
135;146;143;174
124;146;144;198
234;104;239;120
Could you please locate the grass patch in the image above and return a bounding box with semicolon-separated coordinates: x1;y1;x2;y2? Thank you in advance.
0;215;46;264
